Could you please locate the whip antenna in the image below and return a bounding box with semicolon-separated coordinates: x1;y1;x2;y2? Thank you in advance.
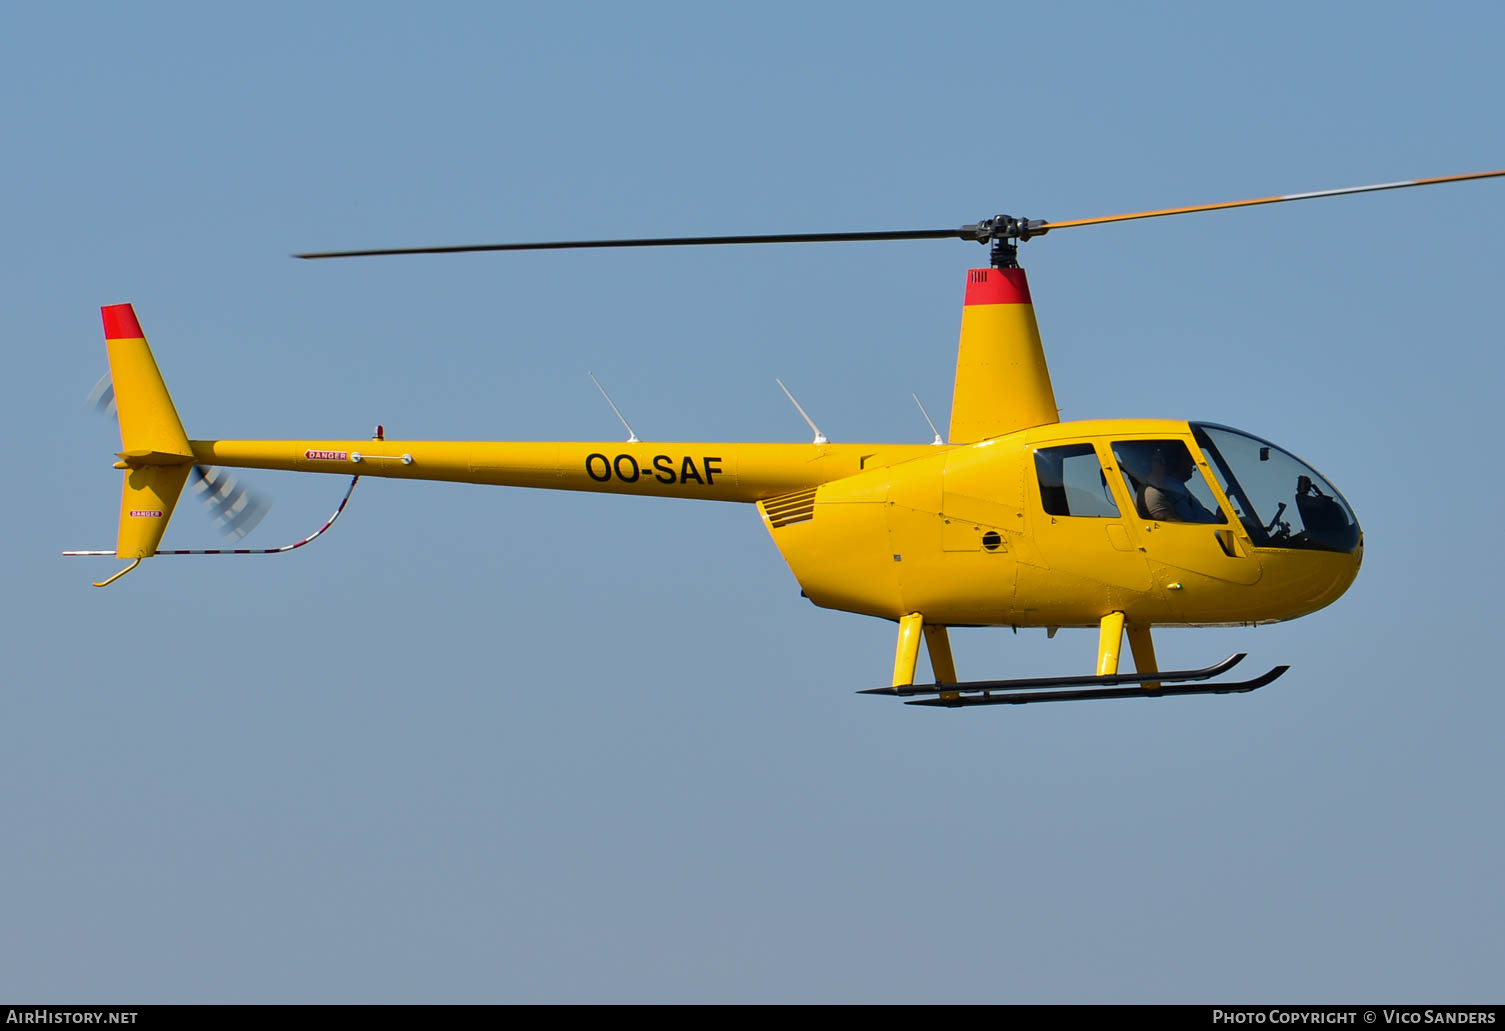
776;379;828;444
912;393;945;445
588;372;640;443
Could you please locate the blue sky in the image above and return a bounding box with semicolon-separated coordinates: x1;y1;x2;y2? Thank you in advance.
5;2;1503;1003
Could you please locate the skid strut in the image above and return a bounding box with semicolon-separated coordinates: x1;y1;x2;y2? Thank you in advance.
890;614;961;688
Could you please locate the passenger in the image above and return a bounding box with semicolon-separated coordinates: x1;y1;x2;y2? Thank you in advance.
1143;447;1222;523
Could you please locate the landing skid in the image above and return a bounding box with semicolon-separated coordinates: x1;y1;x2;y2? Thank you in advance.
860;653;1289;708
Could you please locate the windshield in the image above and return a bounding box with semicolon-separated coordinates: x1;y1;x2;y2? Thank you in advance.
1190;424;1359;553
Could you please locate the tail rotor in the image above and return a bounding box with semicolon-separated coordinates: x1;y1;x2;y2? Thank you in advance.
189;465;270;542
87;372;273;544
67;305;360;584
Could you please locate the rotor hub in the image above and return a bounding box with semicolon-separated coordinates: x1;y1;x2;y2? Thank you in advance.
961;215;1049;268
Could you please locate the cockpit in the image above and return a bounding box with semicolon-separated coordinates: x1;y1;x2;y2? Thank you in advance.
1029;420;1361;556
1019;418;1363;625
1187;423;1359;553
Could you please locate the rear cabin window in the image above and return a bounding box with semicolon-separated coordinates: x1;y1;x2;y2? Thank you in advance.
1034;443;1120;518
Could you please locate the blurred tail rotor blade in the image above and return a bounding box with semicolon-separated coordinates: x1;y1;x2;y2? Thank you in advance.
191;465;271;542
87;373;116;417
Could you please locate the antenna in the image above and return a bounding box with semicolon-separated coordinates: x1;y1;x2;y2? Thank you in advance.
912;393;945;445
588;372;639;443
776;379;828;445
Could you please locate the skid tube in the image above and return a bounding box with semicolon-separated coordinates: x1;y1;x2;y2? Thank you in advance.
859;653;1290;708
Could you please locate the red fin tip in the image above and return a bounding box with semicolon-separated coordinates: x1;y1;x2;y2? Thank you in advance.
101;304;144;340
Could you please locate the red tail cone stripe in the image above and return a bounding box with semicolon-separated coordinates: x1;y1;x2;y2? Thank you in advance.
963;267;1031;306
101;304;144;339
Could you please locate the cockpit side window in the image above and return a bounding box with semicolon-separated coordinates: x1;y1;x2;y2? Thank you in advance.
1034;443;1120;518
1111;439;1227;524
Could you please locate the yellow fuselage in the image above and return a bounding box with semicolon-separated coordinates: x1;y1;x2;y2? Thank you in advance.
194;416;1362;630
94;260;1361;642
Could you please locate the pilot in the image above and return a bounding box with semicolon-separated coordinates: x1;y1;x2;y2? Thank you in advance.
1143;446;1222;523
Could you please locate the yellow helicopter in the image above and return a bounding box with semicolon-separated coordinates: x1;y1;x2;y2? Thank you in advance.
68;169;1505;707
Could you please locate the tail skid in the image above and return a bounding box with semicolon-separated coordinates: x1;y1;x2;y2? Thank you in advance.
64;476;361;583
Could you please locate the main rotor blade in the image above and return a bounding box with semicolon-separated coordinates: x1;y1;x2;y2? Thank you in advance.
1039;169;1505;233
294;168;1505;259
294;227;969;260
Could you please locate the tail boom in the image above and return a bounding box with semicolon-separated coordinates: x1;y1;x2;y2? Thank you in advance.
190;440;942;502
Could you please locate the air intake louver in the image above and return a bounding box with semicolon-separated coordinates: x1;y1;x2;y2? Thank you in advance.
761;487;817;528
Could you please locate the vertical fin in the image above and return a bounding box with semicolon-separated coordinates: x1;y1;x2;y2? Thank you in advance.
116;464;194;558
948;268;1059;443
101;305;194;559
103;304;193;459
